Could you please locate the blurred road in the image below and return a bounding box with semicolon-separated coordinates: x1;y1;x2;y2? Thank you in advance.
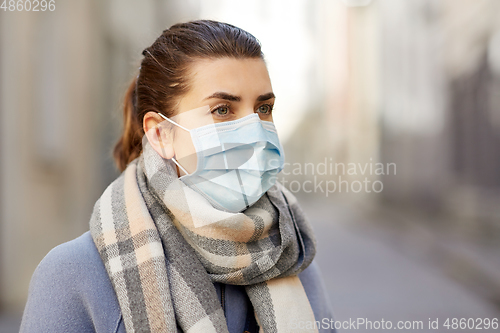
302;195;500;332
0;313;21;333
2;195;499;333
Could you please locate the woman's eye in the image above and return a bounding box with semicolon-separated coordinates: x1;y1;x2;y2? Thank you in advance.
212;106;230;116
257;104;273;114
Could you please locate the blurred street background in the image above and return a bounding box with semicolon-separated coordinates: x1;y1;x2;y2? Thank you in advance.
1;0;500;331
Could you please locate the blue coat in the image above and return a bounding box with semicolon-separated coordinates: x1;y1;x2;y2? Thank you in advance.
20;231;335;332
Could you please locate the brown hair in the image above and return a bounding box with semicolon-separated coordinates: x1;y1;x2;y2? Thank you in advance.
113;20;264;171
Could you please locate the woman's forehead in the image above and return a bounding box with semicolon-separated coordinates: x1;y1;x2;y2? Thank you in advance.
186;57;273;99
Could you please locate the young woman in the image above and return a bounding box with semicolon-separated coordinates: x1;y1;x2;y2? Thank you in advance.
20;20;334;333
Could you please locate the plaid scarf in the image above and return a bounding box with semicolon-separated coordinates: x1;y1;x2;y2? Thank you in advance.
89;142;318;332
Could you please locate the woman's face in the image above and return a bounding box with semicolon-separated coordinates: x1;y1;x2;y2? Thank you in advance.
145;57;275;175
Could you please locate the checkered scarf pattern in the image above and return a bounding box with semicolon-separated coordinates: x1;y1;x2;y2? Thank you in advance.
89;142;318;332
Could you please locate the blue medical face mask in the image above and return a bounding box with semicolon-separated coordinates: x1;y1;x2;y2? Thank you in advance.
158;112;285;213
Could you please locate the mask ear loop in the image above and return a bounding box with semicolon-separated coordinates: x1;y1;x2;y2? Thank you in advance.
157;113;190;175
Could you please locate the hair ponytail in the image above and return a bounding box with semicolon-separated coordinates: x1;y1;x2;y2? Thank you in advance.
112;20;263;172
113;76;144;172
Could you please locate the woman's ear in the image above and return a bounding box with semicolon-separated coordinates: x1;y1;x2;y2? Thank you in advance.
143;112;175;159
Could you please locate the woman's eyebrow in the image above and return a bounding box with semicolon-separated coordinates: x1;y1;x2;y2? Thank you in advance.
256;92;275;101
202;92;275;102
203;92;241;101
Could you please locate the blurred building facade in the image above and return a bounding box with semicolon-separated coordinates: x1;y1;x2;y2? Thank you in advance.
1;1;104;312
0;0;203;312
378;0;500;225
286;0;500;230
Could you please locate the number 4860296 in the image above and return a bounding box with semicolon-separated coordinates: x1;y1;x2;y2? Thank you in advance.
1;0;55;11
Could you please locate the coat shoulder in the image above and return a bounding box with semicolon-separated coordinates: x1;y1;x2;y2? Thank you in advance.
20;232;124;333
